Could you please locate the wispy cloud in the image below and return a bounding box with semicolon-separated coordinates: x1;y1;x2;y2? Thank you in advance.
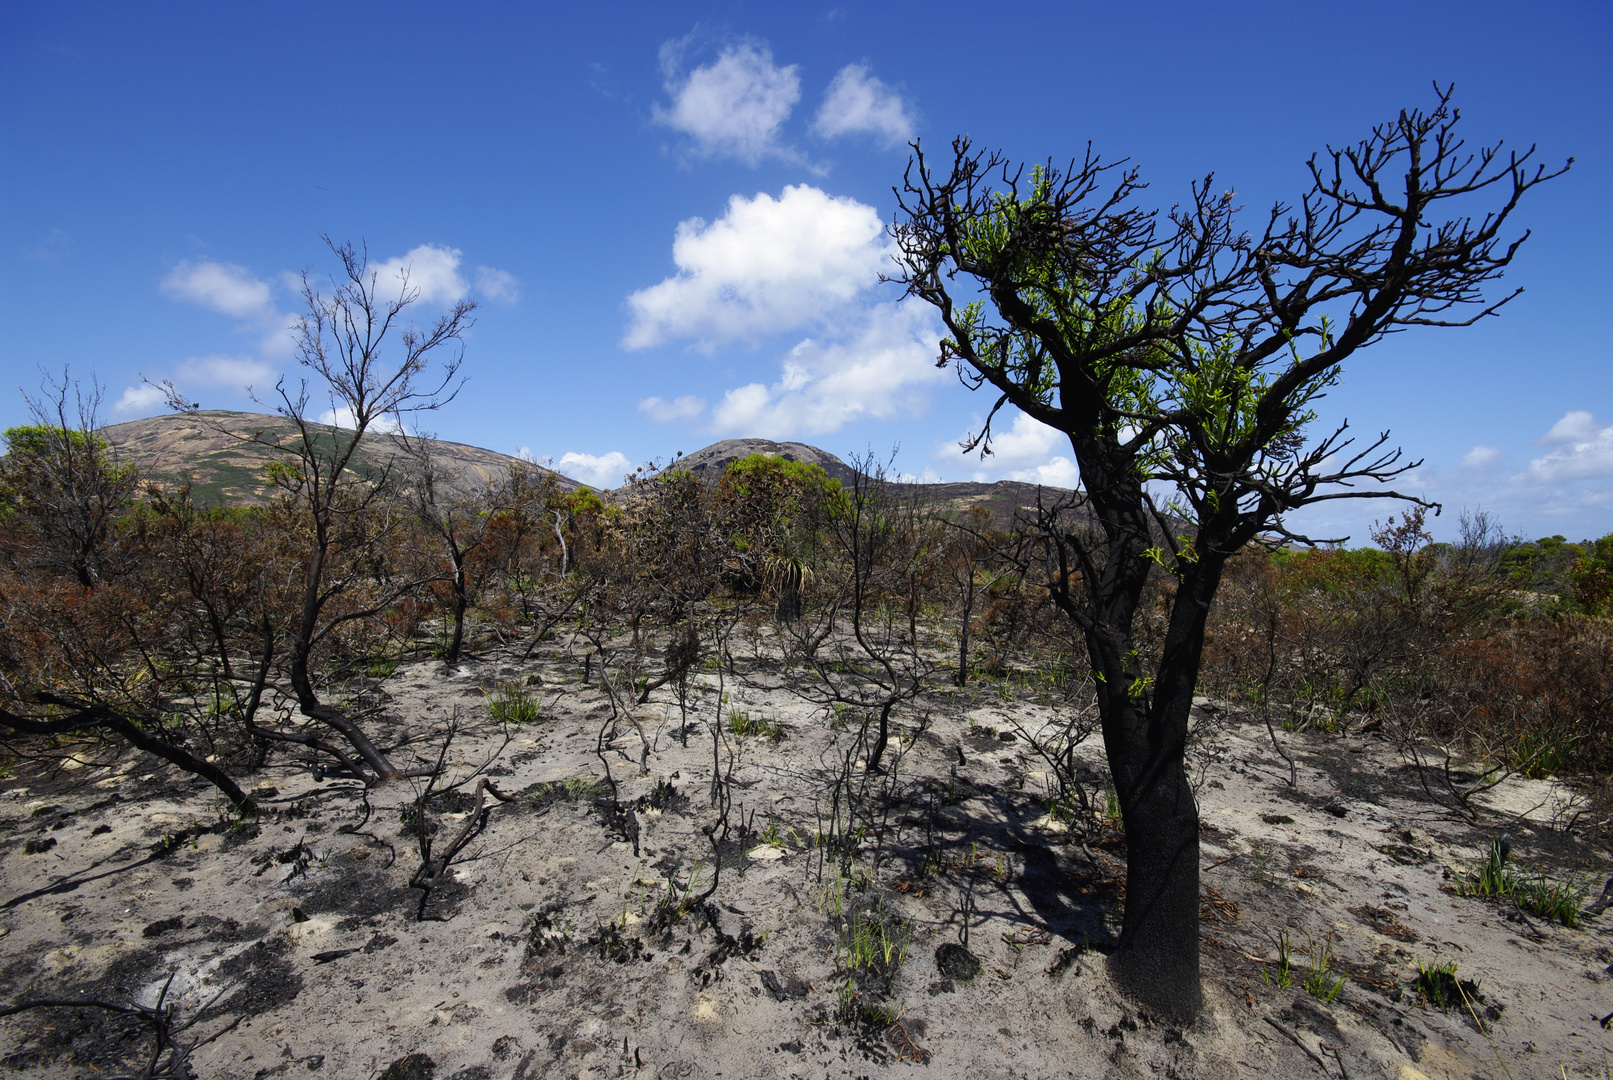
654;38;801;166
150;243;512;414
1287;409;1613;544
475;266;520;304
161;259;297;355
176;354;276;392
24;228;74;263
113;354;275;417
639;395;706;422
813;64;915;147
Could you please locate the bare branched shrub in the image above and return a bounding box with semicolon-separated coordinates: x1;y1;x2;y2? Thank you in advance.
1;240;480;806
1200;508;1613;826
783;455;937;773
0;372;139;589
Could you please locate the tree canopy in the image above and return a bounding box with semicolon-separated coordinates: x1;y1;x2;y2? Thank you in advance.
890;86;1568;1019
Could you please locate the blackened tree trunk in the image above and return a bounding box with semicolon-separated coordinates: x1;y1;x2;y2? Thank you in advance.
0;701;256;814
1040;453;1211;1017
956;583;973;687
775;559;803;622
891;90;1564;1018
1097;544;1227;1018
447;555;469;665
280;533;402;782
168;237;474;786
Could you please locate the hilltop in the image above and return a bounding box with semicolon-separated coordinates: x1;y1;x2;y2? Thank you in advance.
96;411;578;506
89;418;1073;527
675;437;1077;529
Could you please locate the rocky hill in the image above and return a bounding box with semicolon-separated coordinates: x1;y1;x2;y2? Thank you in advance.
675;438;862;487
89;416;1076;527
97;411;578;506
674;437;1078;529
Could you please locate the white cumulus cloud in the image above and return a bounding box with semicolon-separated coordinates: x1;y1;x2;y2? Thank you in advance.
624;185;890;350
1538;409;1602;447
813;64;915;146
934;411;1082;489
654;40;800;165
1011;456;1082;489
706;301;945;438
113;383;168;416
367;244;470;306
557;451;633;490
1525;411;1613;483
161;261;275;320
639;395;707;423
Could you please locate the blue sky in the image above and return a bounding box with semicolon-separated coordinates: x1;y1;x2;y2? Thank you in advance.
2;2;1608;543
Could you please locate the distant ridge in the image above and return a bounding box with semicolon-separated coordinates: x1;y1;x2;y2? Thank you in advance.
672;437;1076;530
75;413;1076;528
97;411;579;506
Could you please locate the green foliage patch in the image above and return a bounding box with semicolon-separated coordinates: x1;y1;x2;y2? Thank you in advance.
1457;838;1588;926
520;776;603;812
727;707;785;741
485;682;542;724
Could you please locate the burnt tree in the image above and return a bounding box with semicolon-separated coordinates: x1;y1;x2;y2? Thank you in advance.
164;237;475;783
889;87;1566;1018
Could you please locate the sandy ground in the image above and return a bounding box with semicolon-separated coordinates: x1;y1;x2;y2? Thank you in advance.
2;630;1610;1079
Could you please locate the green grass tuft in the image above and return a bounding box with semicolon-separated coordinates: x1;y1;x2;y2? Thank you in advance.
728;707;785;741
1457;837;1587;926
1415;957;1479;1012
485;682;541;724
521;776;602;812
1262;929;1295;990
1512;872;1588;927
366;656;400;680
1303;935;1347;1002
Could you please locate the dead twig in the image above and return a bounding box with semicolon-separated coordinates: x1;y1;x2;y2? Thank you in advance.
409;775;517;920
1263;1015;1332;1075
888;1019;930;1063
